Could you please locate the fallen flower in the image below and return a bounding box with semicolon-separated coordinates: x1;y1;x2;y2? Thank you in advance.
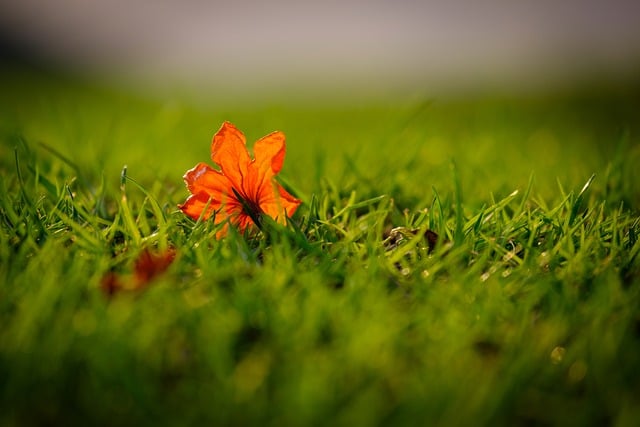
179;121;301;236
100;247;176;297
100;271;124;297
133;247;176;288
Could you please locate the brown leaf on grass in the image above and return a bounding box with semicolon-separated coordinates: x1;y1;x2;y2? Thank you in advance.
133;247;177;288
424;229;439;253
384;227;442;254
384;227;446;275
100;271;125;297
101;247;176;297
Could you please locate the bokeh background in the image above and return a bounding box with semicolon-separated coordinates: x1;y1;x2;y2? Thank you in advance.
1;0;639;207
2;0;640;100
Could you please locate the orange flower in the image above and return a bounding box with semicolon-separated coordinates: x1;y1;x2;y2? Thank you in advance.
179;121;301;236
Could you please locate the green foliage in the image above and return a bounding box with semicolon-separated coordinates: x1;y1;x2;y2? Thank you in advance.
1;68;639;426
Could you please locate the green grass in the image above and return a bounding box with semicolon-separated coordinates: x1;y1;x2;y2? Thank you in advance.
1;67;640;426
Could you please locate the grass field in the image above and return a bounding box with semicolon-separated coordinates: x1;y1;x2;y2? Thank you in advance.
1;66;640;426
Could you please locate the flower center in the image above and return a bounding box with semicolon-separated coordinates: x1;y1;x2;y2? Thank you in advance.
232;187;263;228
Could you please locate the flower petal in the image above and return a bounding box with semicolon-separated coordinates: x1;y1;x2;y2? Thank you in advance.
234;213;255;234
250;130;286;204
183;162;231;197
254;131;286;175
277;185;302;216
258;181;301;224
178;192;221;221
211;121;251;194
276;185;302;220
216;200;255;237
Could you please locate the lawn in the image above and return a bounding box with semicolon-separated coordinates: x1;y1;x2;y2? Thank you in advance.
1;66;639;426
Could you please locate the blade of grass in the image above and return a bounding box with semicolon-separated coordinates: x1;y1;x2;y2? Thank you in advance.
451;160;464;247
119;165;141;246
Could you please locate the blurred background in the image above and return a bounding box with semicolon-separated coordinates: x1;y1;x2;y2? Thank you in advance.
2;0;640;100
1;0;639;206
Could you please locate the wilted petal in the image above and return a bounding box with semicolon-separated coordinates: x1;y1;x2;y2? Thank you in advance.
134;247;176;288
100;272;124;297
